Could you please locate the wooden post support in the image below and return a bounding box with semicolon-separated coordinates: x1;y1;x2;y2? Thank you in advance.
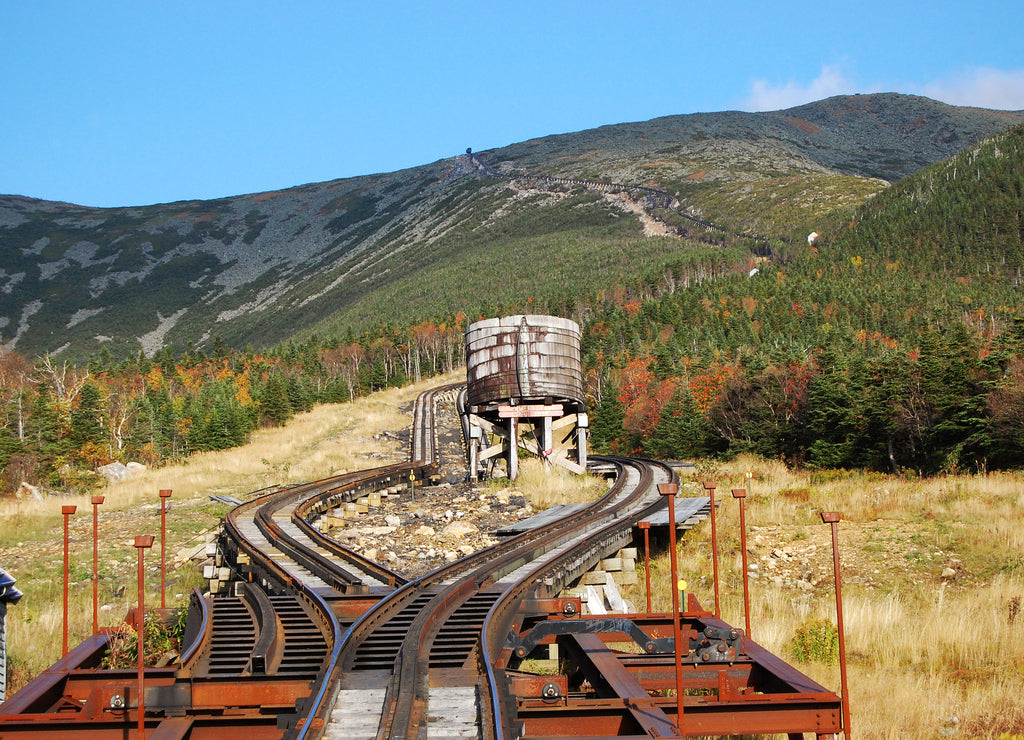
508;417;518;480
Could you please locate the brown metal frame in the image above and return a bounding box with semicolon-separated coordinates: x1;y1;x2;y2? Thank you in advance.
159;490;172;609
506;607;842;739
91;495;104;635
61;505;76;656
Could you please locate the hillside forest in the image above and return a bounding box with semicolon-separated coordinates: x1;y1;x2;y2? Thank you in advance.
1;122;1023;495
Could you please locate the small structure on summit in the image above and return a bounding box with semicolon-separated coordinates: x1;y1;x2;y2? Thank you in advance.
459;315;588;481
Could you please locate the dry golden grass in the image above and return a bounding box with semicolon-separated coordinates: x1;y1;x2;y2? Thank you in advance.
516;458;607;508
625;455;1024;739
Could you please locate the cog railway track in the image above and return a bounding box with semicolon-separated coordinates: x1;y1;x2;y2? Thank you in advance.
0;381;843;740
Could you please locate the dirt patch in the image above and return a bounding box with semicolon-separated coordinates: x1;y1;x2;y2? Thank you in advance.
746;520;972;595
783;117;822;136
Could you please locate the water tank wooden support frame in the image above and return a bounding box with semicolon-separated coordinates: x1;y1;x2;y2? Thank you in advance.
462;315;588;481
464;406;589;481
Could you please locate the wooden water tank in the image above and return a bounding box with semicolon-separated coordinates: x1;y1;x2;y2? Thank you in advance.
465;315;584;411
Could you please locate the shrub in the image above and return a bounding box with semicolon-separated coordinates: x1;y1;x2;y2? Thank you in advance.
103;604;188;669
788;617;839;666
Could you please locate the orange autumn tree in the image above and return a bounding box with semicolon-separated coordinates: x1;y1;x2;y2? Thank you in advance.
616;357;677;441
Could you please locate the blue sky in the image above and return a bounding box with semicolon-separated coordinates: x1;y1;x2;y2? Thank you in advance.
3;1;1023;208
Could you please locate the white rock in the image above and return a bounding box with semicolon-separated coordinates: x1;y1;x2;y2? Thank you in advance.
17;482;43;501
442;521;479;538
97;462;130;482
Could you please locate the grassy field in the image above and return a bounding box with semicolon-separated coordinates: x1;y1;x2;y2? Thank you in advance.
3;379;1022;739
622;457;1024;739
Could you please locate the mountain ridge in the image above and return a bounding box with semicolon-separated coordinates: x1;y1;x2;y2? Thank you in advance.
2;93;1022;361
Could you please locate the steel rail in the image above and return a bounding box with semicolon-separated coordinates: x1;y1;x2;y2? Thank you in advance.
351;453;675;740
287;382;461;738
213;387;447;737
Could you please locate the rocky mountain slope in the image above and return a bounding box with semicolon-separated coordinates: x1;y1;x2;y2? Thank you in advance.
2;93;1021;361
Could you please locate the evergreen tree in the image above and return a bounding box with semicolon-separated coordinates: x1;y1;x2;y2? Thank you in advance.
589;388;626;453
647;388;713;460
261;372;293;426
70;382;106;448
287;376;314;413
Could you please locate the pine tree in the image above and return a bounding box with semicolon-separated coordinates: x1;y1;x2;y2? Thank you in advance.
261;372;293;426
70;382;105;448
589;388;627;453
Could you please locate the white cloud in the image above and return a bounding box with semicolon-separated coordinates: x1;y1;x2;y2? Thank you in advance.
741;66;862;112
921;68;1024;110
742;65;1024;113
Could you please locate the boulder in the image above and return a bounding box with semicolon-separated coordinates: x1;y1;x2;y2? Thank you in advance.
98;462;130;483
97;462;147;483
16;481;43;501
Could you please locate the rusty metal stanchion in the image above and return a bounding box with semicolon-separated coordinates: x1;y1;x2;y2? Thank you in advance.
61;504;76;656
702;480;721;618
134;535;154;740
657;482;684;730
822;511;852;739
158;489;172;609
731;488;752;640
91;495;104;634
638;521;652;613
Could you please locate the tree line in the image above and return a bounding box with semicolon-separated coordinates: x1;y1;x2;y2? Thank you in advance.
0;317;465;495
